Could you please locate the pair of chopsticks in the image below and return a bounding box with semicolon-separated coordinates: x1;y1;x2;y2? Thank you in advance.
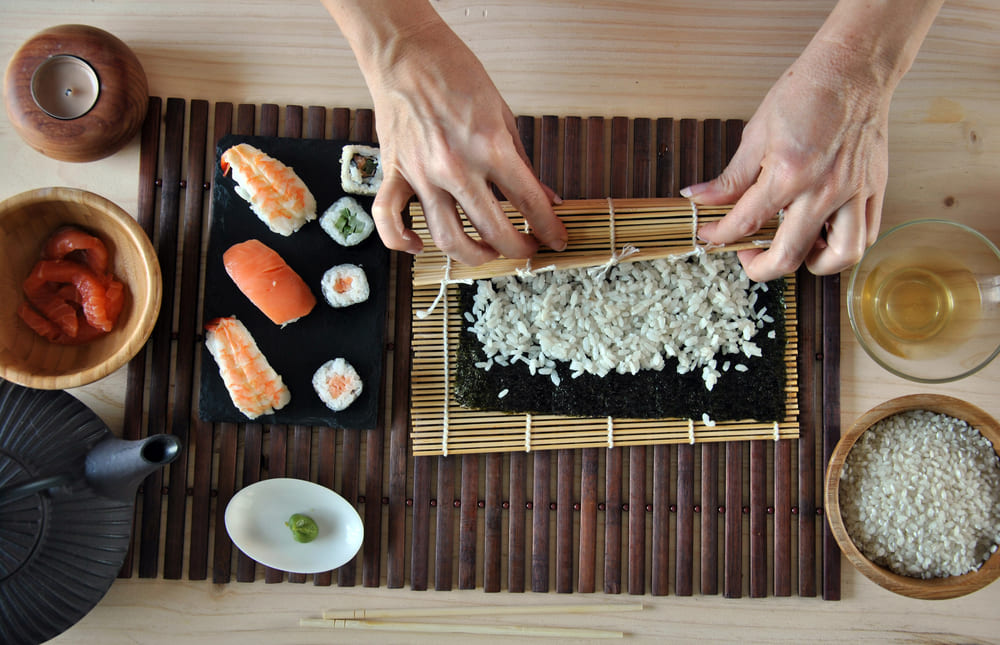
300;602;644;639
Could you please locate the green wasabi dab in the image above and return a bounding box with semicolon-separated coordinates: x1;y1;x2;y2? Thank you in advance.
285;513;319;543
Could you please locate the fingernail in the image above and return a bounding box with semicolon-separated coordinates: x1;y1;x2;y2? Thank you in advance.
680;182;709;199
551;237;567;252
552;193;564;205
401;231;424;254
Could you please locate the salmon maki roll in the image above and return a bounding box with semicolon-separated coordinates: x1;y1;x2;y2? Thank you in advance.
223;239;316;326
312;358;362;411
320;263;369;308
205;316;291;419
221;143;317;236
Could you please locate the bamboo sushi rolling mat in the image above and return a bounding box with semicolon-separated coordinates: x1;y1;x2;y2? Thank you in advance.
123;98;841;600
409;199;799;455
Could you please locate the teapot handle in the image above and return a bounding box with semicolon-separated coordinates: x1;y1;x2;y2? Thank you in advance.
0;473;73;507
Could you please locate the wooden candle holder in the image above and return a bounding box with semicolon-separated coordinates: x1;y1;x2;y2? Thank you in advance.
4;24;148;162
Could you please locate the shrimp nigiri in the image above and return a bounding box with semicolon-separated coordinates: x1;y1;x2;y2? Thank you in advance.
204;316;291;419
221;143;317;236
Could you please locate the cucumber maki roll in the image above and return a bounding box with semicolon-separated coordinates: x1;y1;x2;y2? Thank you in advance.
321;196;375;247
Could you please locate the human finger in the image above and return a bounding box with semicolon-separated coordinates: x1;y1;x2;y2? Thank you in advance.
739;197;829;282
371;173;423;255
498;111;567;250
419;186;500;266
697;174;789;246
490;167;567;253
804;195;869;276
681;131;765;205
454;180;541;259
864;194;882;246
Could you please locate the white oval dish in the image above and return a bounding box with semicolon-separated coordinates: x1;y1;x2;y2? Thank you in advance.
224;478;363;574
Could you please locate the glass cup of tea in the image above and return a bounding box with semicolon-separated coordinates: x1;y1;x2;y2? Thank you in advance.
847;219;1000;382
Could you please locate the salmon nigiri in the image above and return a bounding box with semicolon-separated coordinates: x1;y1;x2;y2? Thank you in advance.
205;316;290;419
221;143;316;236
223;239;316;326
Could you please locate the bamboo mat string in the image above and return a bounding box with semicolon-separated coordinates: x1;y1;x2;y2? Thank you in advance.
607;417;614;449
587;197;639;279
441;277;450;457
415;256;472;320
515;220;556;278
690;201;699;249
416;256;473;457
524;413;532;452
773;420;780;442
687;418;695;444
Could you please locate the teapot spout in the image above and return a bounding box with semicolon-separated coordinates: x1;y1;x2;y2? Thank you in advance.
85;434;182;501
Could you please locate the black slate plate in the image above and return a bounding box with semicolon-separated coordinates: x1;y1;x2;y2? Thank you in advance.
0;379;133;645
198;134;389;429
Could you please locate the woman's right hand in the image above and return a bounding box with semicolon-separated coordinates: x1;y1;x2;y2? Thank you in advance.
324;1;567;265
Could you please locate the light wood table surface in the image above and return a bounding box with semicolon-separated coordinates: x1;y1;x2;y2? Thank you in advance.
3;1;1000;643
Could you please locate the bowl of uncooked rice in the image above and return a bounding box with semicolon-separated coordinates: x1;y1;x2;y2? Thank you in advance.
825;394;1000;599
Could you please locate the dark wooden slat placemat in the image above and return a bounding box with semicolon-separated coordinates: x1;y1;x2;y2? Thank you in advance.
124;99;840;599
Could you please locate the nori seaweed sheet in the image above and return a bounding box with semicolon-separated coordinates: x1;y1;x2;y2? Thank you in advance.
454;266;787;422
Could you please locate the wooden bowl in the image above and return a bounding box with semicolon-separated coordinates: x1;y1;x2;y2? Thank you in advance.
825;394;1000;599
4;24;148;162
0;187;161;389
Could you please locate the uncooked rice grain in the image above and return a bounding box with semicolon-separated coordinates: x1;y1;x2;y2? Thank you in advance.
466;251;771;391
839;409;1000;579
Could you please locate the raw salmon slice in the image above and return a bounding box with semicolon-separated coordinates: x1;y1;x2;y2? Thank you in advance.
25;259;118;332
42;225;109;274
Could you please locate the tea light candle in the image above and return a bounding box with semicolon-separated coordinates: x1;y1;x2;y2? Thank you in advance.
30;55;100;120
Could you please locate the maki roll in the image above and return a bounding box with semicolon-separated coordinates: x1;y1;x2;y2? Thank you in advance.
320;263;369;308
320;196;375;246
312;358;363;411
340;144;382;195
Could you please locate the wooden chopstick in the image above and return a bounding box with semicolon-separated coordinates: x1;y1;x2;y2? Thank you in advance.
299;618;625;639
304;602;644;639
322;601;644;620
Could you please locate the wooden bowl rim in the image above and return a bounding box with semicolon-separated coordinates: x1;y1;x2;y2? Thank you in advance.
0;187;162;389
825;394;1000;599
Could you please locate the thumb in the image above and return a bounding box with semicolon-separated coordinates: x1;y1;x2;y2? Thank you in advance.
680;141;762;205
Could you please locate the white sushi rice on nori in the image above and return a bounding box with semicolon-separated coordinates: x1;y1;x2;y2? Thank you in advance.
321;196;375;246
466;251;770;391
321;263;370;308
312;358;363;411
340;144;382;195
839;409;1000;579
